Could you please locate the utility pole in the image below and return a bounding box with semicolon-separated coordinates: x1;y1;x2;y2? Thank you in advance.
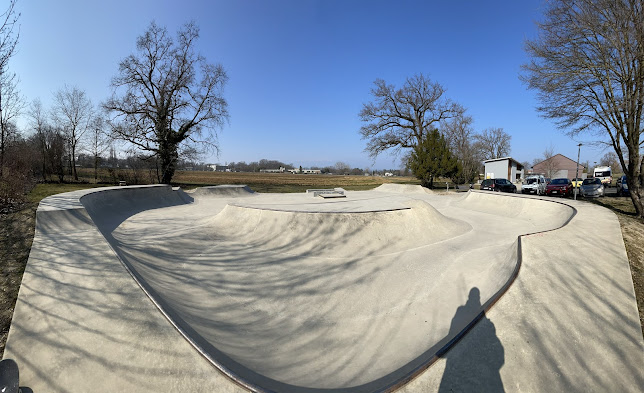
574;143;582;200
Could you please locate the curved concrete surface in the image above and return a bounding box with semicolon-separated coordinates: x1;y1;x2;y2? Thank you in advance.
190;184;256;197
91;186;549;391
372;184;433;194
4;185;643;392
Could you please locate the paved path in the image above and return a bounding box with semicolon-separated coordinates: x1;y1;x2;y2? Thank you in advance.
3;185;643;392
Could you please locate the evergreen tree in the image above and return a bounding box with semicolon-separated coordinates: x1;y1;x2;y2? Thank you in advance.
409;128;459;188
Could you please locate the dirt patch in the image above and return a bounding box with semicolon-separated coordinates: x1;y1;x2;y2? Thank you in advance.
0;202;37;356
616;214;644;331
1;183;105;357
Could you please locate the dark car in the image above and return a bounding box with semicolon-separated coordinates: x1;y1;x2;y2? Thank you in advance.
545;178;573;197
480;178;517;193
617;175;630;196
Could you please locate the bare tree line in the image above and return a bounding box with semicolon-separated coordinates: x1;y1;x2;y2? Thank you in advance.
360;73;512;184
523;0;644;218
0;12;231;210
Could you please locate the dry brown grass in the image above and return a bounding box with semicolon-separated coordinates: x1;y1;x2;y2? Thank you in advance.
173;171;420;192
72;167;423;192
0;203;36;356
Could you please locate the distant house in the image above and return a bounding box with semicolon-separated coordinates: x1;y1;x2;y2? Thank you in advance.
207;164;229;172
288;168;321;174
483;157;524;183
260;166;286;173
532;154;584;180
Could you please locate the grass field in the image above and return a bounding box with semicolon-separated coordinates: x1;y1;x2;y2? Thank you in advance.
1;174;642;357
73;167;423;192
173;171;421;192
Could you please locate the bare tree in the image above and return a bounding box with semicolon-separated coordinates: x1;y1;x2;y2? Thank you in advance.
44;126;67;183
0;71;22;176
334;161;350;175
51;86;93;181
539;145;561;179
474;127;511;160
359;73;464;159
104;21;229;184
521;161;531;172
28;98;49;181
523;0;644;218
0;0;19;74
87;115;111;182
599;151;621;171
0;0;20;178
442;112;481;183
26;120;67;183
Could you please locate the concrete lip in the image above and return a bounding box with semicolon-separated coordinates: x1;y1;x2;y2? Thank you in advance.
4;184;643;392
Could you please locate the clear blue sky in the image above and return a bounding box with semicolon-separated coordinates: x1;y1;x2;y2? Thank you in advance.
11;0;610;170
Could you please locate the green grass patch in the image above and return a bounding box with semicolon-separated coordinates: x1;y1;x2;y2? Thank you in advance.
27;183;109;204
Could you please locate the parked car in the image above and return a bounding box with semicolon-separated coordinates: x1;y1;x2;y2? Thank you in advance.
545;178;573;197
580;178;604;198
522;175;547;195
571;178;584;188
481;178;517;193
617;175;630;196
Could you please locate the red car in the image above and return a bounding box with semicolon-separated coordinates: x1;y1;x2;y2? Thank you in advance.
545;178;573;197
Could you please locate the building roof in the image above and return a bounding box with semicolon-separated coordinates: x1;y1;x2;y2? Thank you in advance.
532;153;581;168
482;156;524;170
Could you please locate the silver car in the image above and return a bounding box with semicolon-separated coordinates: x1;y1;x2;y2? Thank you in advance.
580;178;604;198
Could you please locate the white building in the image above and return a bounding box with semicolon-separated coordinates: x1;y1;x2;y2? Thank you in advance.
483;157;524;183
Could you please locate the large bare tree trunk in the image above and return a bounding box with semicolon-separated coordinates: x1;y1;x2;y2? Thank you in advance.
159;141;178;184
71;145;78;181
631;155;644;219
0;92;4;179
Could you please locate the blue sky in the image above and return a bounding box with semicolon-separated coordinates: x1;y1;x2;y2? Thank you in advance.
11;0;610;170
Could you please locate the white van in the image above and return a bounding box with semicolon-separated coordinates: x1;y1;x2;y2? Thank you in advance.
593;166;612;185
522;175;547;195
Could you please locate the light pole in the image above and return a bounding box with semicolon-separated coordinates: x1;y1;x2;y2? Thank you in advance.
574;143;582;200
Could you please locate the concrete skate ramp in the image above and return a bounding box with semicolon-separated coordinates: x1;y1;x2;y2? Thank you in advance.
209;200;470;257
80;184;193;234
56;186;571;392
373;183;431;194
188;184;255;197
455;191;574;231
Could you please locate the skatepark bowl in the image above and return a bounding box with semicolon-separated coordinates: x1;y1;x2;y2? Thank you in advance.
5;184;580;391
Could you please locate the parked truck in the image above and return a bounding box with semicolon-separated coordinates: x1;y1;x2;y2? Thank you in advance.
593;166;612;185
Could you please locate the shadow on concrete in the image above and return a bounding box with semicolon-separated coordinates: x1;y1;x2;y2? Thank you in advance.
438;288;505;393
17;187;617;392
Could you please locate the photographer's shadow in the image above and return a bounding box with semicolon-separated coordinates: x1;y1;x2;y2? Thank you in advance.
438;288;505;392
